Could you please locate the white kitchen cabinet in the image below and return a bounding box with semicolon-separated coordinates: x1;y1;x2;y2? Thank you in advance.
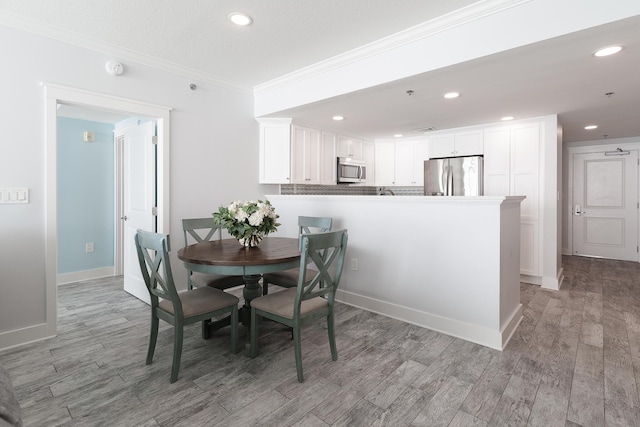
394;140;429;186
291;126;321;184
483;126;510;196
258;118;292;184
428;130;483;158
374;142;395;186
363;140;375;186
320;132;337;185
483;121;540;276
455;130;484;156
337;136;363;159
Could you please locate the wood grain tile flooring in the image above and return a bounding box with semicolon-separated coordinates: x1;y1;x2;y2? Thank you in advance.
2;255;640;426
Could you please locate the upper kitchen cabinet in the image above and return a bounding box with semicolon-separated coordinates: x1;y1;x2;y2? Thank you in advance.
258;118;292;184
394;140;429;186
363;140;375;186
428;130;483;159
291;126;321;184
374;141;395;186
320;132;337;185
337;136;363;160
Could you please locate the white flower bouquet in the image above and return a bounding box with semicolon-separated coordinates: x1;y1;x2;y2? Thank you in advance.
213;199;280;247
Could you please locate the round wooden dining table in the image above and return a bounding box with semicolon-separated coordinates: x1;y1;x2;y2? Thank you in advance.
177;237;301;327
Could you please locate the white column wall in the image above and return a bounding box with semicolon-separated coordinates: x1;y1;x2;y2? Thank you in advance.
267;195;523;350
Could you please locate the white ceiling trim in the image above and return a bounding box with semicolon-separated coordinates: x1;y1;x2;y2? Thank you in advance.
0;10;252;94
253;0;530;94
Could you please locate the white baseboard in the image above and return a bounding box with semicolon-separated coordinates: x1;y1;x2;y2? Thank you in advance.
57;266;115;285
541;267;564;291
0;323;54;352
335;289;521;351
500;304;523;349
520;274;541;285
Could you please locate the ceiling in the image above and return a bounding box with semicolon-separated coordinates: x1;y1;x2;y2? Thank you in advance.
3;1;639;142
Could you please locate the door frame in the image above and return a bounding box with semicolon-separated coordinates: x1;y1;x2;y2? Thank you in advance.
566;141;640;260
44;82;171;338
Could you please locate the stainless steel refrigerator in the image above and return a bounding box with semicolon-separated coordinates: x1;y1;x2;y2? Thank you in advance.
423;156;484;196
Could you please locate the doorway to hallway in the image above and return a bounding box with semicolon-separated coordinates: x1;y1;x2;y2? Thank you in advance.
44;83;171;338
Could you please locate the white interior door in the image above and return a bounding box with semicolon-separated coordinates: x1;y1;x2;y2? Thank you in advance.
121;121;156;303
572;150;638;261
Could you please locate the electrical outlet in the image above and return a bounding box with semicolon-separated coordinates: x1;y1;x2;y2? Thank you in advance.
86;243;94;253
351;258;358;271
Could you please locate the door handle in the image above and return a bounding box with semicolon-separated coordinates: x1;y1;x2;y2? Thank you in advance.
574;204;585;216
121;215;128;221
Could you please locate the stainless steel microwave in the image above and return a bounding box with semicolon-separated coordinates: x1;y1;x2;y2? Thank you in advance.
337;157;366;183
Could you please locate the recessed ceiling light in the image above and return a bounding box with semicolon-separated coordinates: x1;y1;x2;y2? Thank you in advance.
594;45;622;57
394;134;403;138
585;125;598;130
332;115;344;121
444;92;460;99
228;12;253;26
501;116;514;121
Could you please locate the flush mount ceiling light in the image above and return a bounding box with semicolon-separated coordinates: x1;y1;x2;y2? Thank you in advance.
443;92;460;99
394;134;403;138
501;116;515;121
228;12;253;26
585;125;598;130
332;115;344;121
594;45;622;57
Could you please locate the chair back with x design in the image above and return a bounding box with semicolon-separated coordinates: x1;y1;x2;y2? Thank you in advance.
135;231;180;312
294;230;348;315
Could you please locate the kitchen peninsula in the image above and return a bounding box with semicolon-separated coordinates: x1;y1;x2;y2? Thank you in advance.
267;194;524;350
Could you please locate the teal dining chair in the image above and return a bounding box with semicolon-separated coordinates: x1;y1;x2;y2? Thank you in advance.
135;229;240;383
262;215;332;295
182;218;246;290
249;229;348;382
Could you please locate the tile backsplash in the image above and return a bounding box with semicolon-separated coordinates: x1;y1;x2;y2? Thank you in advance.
280;184;424;196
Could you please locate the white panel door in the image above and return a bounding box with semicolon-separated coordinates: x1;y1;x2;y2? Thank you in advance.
573;150;638;261
122;121;156;303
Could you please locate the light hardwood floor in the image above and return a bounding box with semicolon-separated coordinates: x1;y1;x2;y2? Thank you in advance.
2;256;640;426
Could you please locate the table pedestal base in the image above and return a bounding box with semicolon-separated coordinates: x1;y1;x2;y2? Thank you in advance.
202;274;263;338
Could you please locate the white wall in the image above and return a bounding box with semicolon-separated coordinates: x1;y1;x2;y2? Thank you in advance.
267;195;524;350
0;25;266;350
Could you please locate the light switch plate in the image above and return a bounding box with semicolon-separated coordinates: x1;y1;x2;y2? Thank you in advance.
0;188;29;204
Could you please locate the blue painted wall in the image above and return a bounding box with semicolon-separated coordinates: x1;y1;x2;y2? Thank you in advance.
57;117;115;273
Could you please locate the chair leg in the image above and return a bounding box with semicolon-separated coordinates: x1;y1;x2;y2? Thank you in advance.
230;306;239;354
328;312;338;361
201;318;211;339
170;323;184;383
146;315;159;365
248;307;259;358
293;322;304;382
262;278;269;295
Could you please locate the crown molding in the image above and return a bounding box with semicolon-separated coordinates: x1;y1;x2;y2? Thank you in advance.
254;0;530;95
0;11;252;94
